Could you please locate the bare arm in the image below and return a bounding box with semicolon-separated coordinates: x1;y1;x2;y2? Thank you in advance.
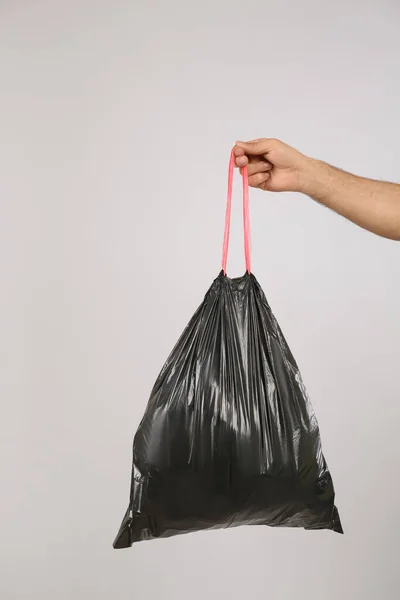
234;139;400;241
301;159;400;240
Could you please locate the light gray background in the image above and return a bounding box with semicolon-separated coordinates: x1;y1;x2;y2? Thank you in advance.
1;1;399;599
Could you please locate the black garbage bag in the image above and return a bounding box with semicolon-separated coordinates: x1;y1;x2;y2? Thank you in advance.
113;154;342;548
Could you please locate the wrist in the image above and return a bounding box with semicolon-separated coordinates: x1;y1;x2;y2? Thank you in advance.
296;157;323;196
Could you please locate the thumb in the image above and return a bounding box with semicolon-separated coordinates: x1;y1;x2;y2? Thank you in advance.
236;138;277;155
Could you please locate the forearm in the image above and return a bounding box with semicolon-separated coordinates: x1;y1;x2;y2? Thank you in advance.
299;159;400;241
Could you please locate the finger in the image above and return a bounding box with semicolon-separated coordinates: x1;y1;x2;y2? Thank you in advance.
233;146;246;167
240;161;272;175
233;146;245;157
246;161;272;177
249;172;270;188
235;155;248;168
236;139;277;156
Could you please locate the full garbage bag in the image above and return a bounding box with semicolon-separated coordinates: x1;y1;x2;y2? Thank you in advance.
113;152;342;548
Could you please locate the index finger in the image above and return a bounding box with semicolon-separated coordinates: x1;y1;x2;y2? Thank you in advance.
233;146;245;157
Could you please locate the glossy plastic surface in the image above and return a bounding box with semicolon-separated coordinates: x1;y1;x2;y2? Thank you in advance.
113;271;342;548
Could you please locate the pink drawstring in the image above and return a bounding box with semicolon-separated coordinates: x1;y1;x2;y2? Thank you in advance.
221;149;251;274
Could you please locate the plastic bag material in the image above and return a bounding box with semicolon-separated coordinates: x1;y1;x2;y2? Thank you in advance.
113;152;342;548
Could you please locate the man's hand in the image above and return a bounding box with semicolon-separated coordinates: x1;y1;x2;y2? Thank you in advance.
234;138;311;193
234;137;400;241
